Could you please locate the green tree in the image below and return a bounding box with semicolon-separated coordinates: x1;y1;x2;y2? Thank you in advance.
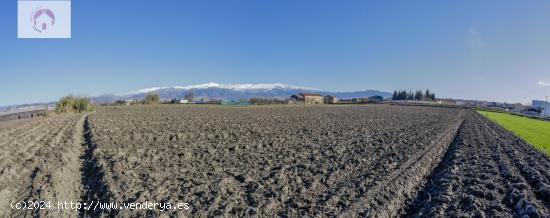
425;90;431;100
415;90;423;100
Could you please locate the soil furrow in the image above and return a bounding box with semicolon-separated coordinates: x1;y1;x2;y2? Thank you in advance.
0;114;83;217
15;115;82;217
340;115;464;217
2;105;548;217
87;104;465;217
405;111;550;217
79;115;115;218
1;118;65;217
478;115;550;212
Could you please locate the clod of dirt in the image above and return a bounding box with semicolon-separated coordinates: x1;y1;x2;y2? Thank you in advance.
88;105;465;217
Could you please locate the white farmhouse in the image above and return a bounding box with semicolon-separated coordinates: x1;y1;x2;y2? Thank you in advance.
532;100;550;117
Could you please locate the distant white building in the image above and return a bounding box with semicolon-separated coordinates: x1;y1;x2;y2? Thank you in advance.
179;99;189;104
532;100;550;117
124;99;137;105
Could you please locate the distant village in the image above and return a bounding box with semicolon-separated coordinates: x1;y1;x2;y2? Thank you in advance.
1;90;548;122
152;90;550;120
124;92;387;106
443;99;550;119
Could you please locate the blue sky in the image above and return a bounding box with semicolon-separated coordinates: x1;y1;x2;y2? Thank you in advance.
1;0;550;106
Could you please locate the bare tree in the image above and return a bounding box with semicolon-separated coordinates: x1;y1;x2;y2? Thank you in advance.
184;92;194;102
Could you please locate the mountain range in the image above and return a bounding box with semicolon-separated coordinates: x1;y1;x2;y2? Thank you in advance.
93;82;392;103
0;83;391;113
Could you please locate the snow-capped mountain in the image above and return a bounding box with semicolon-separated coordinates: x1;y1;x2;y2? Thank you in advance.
92;82;391;103
0;82;392;110
127;82;319;95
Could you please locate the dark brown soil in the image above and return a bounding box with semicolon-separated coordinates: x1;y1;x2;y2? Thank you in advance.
406;111;550;217
0;110;47;122
87;105;465;217
1;105;548;217
0;114;84;217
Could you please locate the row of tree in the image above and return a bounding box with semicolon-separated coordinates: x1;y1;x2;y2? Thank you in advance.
392;90;436;101
113;94;161;105
107;92;196;106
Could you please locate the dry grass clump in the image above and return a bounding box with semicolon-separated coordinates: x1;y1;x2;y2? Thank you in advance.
143;94;160;104
55;95;94;113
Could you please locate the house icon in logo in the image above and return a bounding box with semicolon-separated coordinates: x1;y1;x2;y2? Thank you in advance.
31;7;55;33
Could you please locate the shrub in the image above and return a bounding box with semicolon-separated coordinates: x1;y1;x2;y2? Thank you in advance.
143;94;160;104
112;100;127;106
55;95;94;113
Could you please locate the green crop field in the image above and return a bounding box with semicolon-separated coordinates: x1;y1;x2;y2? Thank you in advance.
477;110;550;155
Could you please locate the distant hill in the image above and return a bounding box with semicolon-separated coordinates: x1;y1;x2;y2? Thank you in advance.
0;102;54;115
1;83;392;111
92;82;392;103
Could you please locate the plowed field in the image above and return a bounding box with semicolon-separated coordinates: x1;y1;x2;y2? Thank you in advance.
0;114;84;217
1;105;548;217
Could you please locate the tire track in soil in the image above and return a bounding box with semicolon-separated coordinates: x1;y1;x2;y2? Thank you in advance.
80;115;116;218
405;111;550;217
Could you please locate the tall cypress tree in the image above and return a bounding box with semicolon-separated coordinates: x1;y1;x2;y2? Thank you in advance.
425;90;431;100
